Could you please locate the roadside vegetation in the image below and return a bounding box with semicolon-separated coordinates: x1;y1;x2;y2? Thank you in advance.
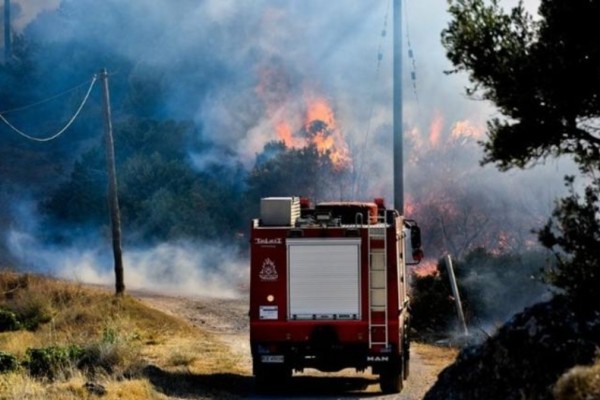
421;1;600;399
0;270;244;399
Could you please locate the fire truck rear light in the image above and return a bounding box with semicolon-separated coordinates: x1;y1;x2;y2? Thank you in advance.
267;295;275;302
412;249;424;262
300;197;311;208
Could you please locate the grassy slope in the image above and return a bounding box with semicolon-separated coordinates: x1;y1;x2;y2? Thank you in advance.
0;270;244;399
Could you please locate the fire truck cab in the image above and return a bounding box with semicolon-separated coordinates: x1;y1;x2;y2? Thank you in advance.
249;196;421;393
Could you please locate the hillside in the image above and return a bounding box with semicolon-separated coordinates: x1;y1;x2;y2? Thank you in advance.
0;270;243;399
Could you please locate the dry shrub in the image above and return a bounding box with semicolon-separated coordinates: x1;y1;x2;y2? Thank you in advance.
554;360;600;400
79;340;144;378
0;330;44;359
167;347;198;367
0;371;47;399
1;371;167;400
0;271;31;297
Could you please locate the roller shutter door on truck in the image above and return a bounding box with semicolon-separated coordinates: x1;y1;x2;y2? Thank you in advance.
287;238;361;320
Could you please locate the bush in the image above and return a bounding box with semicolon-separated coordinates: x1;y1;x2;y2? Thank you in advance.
25;345;84;380
0;351;18;373
0;308;21;331
539;177;600;309
77;328;143;377
410;264;456;339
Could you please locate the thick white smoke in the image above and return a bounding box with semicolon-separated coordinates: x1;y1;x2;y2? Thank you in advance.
7;221;246;298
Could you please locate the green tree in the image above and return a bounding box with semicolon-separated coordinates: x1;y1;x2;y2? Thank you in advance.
442;0;600;307
443;0;600;171
245;141;346;219
538;177;600;305
43;117;245;244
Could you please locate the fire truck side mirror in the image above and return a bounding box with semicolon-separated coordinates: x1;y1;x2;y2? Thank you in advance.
410;225;422;250
404;220;424;265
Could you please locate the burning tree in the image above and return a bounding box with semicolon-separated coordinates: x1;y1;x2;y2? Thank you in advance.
442;0;600;309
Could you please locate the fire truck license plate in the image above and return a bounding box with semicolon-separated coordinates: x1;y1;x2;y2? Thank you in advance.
261;355;284;363
259;305;278;320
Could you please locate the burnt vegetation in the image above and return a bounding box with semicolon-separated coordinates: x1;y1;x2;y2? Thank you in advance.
410;248;550;342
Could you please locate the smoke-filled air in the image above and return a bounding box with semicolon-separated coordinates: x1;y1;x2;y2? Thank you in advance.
0;0;561;318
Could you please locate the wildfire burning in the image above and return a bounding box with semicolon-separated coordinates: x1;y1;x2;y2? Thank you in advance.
404;109;545;264
256;64;352;171
301;96;351;170
451;119;485;142
429;110;444;147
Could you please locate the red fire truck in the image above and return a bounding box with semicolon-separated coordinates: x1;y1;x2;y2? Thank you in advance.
249;196;422;393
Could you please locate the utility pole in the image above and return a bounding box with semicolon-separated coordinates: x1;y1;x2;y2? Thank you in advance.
4;0;11;61
100;68;125;295
445;255;469;336
393;0;403;214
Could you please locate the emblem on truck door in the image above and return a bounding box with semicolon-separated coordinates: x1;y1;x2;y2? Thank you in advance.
259;258;278;281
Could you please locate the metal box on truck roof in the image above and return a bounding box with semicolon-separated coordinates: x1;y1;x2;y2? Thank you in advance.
260;197;301;226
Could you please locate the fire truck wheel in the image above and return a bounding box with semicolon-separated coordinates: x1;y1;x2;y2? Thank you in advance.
379;366;403;394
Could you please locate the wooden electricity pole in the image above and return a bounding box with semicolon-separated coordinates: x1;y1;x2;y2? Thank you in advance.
100;68;125;295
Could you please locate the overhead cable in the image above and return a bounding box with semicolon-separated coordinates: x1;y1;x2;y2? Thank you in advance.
0;78;94;114
404;0;418;102
0;74;97;142
354;0;391;197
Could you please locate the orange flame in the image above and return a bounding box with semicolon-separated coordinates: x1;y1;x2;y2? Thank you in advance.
412;259;438;277
255;64;352;170
404;194;416;216
305;97;336;129
303;96;351;170
429;111;444;147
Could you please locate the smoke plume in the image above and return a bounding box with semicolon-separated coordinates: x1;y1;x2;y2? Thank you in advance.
1;0;569;308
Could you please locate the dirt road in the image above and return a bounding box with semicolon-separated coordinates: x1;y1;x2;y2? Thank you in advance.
135;291;457;399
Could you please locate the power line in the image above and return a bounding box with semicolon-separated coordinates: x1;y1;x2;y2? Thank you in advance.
0;74;97;142
354;0;391;197
0;78;94;114
404;0;419;102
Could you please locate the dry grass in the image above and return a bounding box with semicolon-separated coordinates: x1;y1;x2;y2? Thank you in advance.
0;371;169;400
0;270;238;399
413;342;459;368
